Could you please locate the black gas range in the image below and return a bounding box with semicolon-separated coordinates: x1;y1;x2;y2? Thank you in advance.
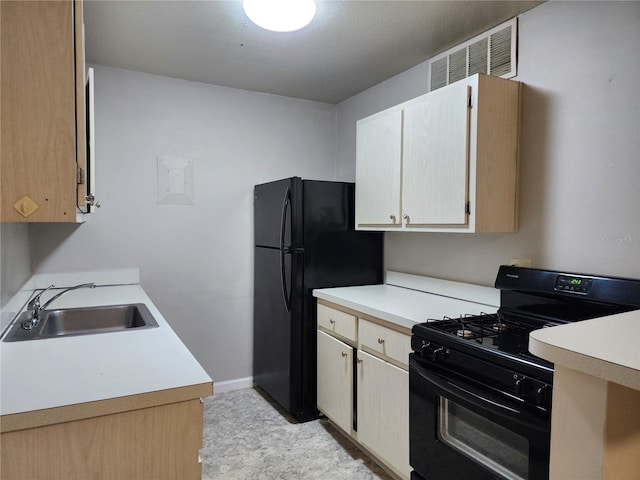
409;265;640;480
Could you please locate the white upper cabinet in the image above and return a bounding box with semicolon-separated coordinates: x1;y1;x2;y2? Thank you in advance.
355;73;521;233
355;109;403;227
402;82;470;226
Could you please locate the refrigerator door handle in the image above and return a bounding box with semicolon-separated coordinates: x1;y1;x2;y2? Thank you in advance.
281;251;292;312
280;187;292;312
281;188;291;251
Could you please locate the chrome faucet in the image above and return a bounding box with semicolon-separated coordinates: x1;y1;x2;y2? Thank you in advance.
23;283;96;330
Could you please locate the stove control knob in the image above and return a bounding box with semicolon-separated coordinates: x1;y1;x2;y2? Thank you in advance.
536;385;552;408
514;376;531;398
430;346;449;362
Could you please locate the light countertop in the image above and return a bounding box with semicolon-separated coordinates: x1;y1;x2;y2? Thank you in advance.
529;309;640;390
313;271;500;330
0;280;212;422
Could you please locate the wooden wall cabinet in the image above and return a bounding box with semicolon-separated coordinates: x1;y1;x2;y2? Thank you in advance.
1;0;90;222
355;73;521;233
317;302;411;480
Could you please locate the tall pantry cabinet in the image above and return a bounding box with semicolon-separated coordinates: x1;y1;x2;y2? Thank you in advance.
1;0;91;222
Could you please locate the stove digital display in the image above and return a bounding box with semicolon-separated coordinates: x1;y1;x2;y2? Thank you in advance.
555;275;592;294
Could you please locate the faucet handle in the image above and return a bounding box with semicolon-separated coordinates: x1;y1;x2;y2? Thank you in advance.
28;285;55;310
23;285;54;330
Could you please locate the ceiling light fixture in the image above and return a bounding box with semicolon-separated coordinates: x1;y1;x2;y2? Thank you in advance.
243;0;317;33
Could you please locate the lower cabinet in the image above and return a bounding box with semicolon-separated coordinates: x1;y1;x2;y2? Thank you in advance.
317;329;353;434
357;350;410;479
317;301;411;480
1;392;209;480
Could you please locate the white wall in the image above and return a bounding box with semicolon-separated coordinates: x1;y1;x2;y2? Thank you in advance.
0;224;30;306
30;67;339;382
0;224;31;330
337;1;640;285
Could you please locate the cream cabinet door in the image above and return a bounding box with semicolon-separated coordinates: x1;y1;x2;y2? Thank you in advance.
317;330;353;434
355;109;403;228
357;350;410;479
402;81;471;226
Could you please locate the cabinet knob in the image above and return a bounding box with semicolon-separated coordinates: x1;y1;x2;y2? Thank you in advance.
329;319;335;324
341;352;348;358
403;213;410;224
357;358;363;364
389;214;396;223
377;337;385;344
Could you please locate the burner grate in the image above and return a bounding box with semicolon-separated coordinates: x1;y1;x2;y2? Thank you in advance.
426;311;539;344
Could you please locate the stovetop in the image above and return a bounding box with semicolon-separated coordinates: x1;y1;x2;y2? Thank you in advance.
413;311;557;371
429;311;558;353
412;265;640;376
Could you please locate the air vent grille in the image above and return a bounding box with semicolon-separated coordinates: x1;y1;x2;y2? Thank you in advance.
448;48;467;84
468;38;488;76
490;26;512;76
429;18;517;91
431;57;447;89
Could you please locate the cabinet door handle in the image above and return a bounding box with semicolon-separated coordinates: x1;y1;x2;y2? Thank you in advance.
357;358;363;364
403;213;410;224
377;337;385;344
329;319;335;324
85;194;101;208
389;214;396;223
341;352;348;358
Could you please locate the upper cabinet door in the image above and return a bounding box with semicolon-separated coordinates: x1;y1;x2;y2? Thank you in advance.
1;0;87;222
402;82;471;226
355;109;403;228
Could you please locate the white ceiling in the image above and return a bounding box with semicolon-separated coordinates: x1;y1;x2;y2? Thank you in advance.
84;0;542;104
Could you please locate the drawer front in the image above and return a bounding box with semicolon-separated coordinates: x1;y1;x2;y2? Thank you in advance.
359;319;411;368
317;304;357;342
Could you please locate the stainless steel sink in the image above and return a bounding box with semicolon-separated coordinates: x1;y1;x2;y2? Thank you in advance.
3;303;159;342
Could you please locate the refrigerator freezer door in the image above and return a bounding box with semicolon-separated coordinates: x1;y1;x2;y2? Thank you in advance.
254;177;300;249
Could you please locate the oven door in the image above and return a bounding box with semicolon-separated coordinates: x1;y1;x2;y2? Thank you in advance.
409;355;550;480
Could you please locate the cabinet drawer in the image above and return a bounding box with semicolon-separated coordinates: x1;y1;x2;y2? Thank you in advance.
318;304;357;342
359;319;411;368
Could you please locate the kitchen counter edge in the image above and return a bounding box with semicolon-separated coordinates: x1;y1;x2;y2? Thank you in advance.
313;273;500;331
529;309;640;391
1;277;213;431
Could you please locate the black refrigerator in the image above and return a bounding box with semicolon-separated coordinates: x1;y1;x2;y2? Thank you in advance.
254;177;383;422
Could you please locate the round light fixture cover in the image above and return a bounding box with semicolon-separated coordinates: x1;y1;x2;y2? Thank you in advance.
243;0;317;32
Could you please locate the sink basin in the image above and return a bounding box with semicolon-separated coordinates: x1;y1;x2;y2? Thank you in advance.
3;303;159;342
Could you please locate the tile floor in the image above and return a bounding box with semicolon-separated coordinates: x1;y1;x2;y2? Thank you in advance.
201;388;394;480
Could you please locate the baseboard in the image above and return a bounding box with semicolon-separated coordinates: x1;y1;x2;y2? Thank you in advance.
213;376;254;394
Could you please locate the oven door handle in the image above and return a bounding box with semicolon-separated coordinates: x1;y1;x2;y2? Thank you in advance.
413;361;523;417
